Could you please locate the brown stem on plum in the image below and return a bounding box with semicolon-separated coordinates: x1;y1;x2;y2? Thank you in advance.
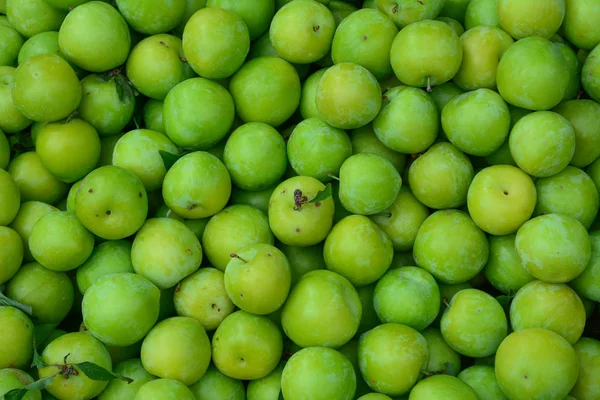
230;253;248;263
313;25;320;32
180;57;188;63
65;110;78;124
159;41;169;48
410;152;423;159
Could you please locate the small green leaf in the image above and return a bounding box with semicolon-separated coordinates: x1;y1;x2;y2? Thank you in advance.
115;80;127;105
0;291;33;315
75;362;133;383
308;183;332;204
31;348;47;369
444;362;457;376
4;374;57;400
159;150;181;171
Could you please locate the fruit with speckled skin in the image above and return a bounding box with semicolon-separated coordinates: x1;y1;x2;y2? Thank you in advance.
202;204;273;271
132;218;202;289
268;176;335;246
350;125;406;173
495;328;579;400
331;9;398;80
189;364;245;400
571;231;600;301
373;87;438;154
174;267;234;331
533;166;599;228
75;165;148;240
98;358;155;400
376;0;445;29
458;365;507;400
467;165;537;235
408;143;474;209
464;0;500;29
496;37;568;110
116;0;185;35
441;289;508;357
9;201;56;261
270;0;335;64
315;62;382;130
339;154;401;216
454;26;513;90
553;100;600;168
82;272;160;346
509;111;575;177
246;363;283;399
112;129;179;192
484;234;534;295
358;323;428;396
0;368;40;400
212;311;282;380
282;270;361;348
281;347;356;400
510;280;585;344
163;78;235;150
414;210;489;284
421;327;461;376
515;213;591;283
442;89;510;156
134;379;195;400
224;122;287;191
38;332;112;399
183;7;249;79
76;240;133;294
374;267;440;331
0;227;22;284
141;317;211;385
5;0;66;38
225;243;291;315
390;19;462;88
0;307;33;370
410;374;479;400
570;337;600;400
498;0;565;39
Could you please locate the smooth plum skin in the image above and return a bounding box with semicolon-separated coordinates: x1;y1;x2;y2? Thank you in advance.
483;234;534;295
376;0;445;29
497;0;565;39
0;21;22;67
75;240;134;295
570;337;600;400
464;0;500;29
116;0;185;35
0;227;22;284
0;368;40;400
0;67;32;134
98;358;156;400
6;0;66;38
299;68;328;119
410;374;479;400
350;124;407;174
458;365;507;400
553;99;600;168
0;307;34;370
9;201;57;262
571;231;600;302
134;379;196;400
188;364;245;400
207;0;275;40
0;169;19;226
246;364;283;400
421;327;461;376
562;0;600;50
142;99;164;134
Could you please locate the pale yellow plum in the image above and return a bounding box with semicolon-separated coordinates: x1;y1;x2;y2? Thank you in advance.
0;307;33;370
484;234;534;295
570;337;600;400
562;0;600;50
350;124;407;174
497;0;565;39
421;327;461;376
510;280;586;344
409;375;479;400
458;365;507;400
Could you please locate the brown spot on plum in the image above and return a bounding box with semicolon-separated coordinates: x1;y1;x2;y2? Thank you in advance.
106;210;111;215
138;192;143;198
88;188;93;193
296;228;301;233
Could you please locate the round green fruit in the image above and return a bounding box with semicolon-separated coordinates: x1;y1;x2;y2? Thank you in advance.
570;337;600;400
98;358;156;400
421;327;461;376
188;364;245;400
410;374;479;400
0;368;40;400
0;169;19;226
207;0;274;40
497;0;565;39
484;234;534;295
75;240;134;294
0;227;22;284
376;0;445;29
350;124;407;173
116;0;185;35
0;67;31;134
6;0;66;38
553;99;600;168
0;307;33;370
134;379;195;400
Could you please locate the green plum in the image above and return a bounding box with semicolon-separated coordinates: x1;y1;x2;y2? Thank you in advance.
6;0;66;38
96;134;122;167
229;57;301;127
497;0;565;39
373;87;439;154
162;151;231;219
224;122;287;190
556;42;582;101
0;306;33;369
421;327;461;376
410;375;479;400
246;364;283;400
8;201;56;261
75;165;148;240
509;111;575;177
16;31;78;74
458;365;507;400
8;152;69;204
0;169;19;226
357;395;391;400
0;17;22;67
202;204;273;271
510;280;586;344
414;210;489;284
336;339;371;398
350;124;407;173
281;270;361;348
437;16;466;36
495;328;579;400
247;31;311;79
212;311;282;380
496;37;569;110
0;131;8;170
172;0;208;36
230;186;275;215
287;117;352;182
390;19;462;89
76;240;134;294
441;288;508;357
429;82;464;114
116;0;185;35
376;0;445;29
268;176;335;246
0;368;40;400
112;129;179;192
359;323;428;396
562;0;600;50
324;215;393;286
464;0;500;29
331;8;398;80
553;99;600;168
356;284;380;335
189;364;245;400
0;67;31;134
38;332;112;400
11;54;81;122
141;317;211;385
132;218;202;289
6;262;73;324
98;358;156;400
299;68;327;119
570;231;600;302
58;1;130;72
408;142;474;209
208;0;273;39
338;153;401;215
315;62;382;129
281;347;356;400
374;266;440;330
0;227;22;284
327;1;358;26
570;337;600;400
515;213;591;283
182;7;249;79
484;234;534;295
134;379;195;400
584;44;600;101
276;241;326;284
143;100;164;134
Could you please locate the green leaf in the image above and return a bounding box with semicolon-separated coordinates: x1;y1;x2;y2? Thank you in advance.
115;80;127;105
0;291;33;315
444;362;457;376
75;362;133;383
159;150;181;171
4;374;57;400
31;348;46;369
308;183;332;204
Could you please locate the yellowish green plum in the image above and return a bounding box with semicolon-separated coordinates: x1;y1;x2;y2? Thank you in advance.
562;0;600;50
458;365;507;400
0;131;9;169
497;0;565;39
5;0;66;38
437;16;465;36
570;231;600;302
142;100;164;134
141;316;211;385
0;20;22;67
211;311;282;380
464;0;500;29
467;165;537;235
0;307;33;370
376;0;445;29
246;363;283;400
570;337;600;400
0;169;19;226
357;394;392;400
0;227;22;284
509;111;576;177
9;201;57;261
414;210;489;284
76;240;133;295
315;62;382;129
324;215;393;286
299;68;327;119
484;234;534;295
582;45;600;103
8;152;69;204
116;0;185;35
358;323;428;396
515;213;591;283
350;124;407;173
495;328;579;400
410;374;479;400
281;270;361;348
390;19;462;89
336;339;371;397
0;368;41;400
421;327;461;376
556;42;582;101
510;280;586;344
98;358;156;400
134;379;195;400
207;0;274;40
189;364;245;400
281;347;356;400
553;99;600;168
438;0;471;24
374;267;440;331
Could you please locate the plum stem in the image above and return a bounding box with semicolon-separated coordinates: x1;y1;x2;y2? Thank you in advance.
327;173;340;181
230;253;248;263
426;77;432;93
